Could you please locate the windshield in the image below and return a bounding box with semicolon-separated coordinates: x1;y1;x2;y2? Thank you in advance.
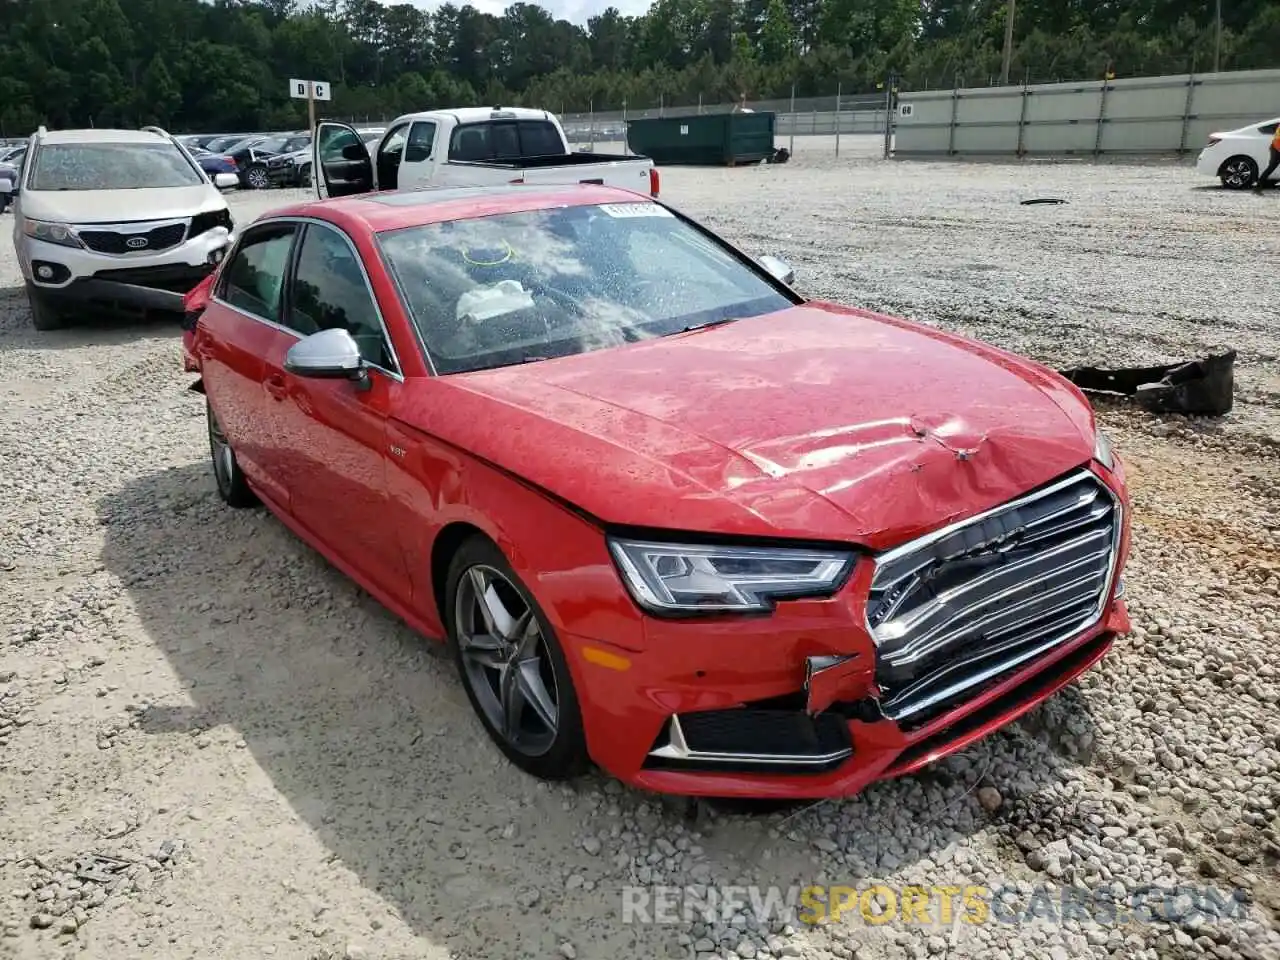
377;202;794;375
30;142;204;191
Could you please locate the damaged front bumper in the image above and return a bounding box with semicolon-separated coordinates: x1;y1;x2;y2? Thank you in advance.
567;462;1132;799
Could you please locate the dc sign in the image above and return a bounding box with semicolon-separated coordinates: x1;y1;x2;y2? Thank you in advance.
289;80;331;101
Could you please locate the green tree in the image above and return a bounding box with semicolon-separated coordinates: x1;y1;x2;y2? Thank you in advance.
136;54;181;125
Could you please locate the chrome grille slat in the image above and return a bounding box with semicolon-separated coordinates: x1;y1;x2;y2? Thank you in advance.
872;482;1104;593
889;569;1105;667
876;528;1112;646
866;469;1121;724
881;608;1099;718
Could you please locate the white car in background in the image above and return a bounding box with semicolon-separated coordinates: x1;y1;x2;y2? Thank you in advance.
12;126;236;330
1197;116;1279;189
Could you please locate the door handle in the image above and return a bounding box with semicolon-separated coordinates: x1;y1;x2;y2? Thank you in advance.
265;375;288;401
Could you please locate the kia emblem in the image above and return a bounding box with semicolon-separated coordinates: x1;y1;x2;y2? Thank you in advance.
126;236;148;249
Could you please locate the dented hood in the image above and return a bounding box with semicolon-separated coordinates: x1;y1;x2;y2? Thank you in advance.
407;303;1098;550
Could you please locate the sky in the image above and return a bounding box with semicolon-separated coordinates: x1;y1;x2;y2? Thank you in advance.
370;0;653;26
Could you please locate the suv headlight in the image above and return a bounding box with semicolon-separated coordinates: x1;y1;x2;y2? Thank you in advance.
23;219;83;249
1094;429;1115;470
608;537;855;614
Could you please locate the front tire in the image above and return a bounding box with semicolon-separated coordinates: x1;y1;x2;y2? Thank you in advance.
207;400;258;507
244;163;270;190
445;536;589;781
25;282;67;331
1219;155;1258;189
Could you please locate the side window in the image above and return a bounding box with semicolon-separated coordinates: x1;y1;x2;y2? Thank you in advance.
288;225;396;372
405;121;436;163
1260;123;1279;135
518;121;562;157
218;225;296;323
319;125;361;162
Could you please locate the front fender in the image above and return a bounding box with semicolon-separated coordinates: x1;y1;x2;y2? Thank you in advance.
384;416;645;650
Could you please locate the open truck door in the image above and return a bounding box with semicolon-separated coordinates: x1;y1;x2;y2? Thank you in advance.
314;121;374;199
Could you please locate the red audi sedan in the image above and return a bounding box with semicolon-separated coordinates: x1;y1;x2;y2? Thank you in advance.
181;184;1131;799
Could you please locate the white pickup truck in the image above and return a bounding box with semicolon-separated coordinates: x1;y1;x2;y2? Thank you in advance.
312;107;658;200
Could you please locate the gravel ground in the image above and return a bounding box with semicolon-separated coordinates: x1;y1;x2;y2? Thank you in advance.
1;146;1278;960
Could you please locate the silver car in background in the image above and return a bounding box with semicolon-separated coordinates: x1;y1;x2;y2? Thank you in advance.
13;127;237;330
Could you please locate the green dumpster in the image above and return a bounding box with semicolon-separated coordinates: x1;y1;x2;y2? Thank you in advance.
626;112;776;166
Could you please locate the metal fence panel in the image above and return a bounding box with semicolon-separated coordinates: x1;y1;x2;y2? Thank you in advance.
894;67;1280;158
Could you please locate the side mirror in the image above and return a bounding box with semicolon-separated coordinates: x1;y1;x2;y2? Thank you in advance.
759;254;795;286
341;142;367;162
213;172;238;190
284;328;369;388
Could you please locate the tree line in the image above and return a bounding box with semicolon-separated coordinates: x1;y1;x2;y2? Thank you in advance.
0;0;1276;136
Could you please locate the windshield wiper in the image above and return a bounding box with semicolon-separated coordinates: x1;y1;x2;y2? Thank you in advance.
680;317;739;333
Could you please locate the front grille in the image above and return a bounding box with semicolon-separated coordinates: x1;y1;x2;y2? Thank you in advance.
866;469;1120;726
79;221;188;255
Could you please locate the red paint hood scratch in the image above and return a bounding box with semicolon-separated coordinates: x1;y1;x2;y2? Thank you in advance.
400;303;1097;551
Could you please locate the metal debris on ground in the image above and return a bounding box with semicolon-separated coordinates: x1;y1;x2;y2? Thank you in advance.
1057;350;1237;416
74;853;133;884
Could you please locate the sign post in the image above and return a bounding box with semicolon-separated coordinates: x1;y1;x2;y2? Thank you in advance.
289;79;331;134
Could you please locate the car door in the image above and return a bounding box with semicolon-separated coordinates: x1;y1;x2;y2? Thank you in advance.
271;220;412;601
396;120;438;191
1257;122;1279;165
314;121;374;199
200;221;300;511
373;122;411;191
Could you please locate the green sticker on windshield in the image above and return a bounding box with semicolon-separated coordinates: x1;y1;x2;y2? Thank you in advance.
598;203;672;218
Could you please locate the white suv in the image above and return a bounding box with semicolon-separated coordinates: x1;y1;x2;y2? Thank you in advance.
13;126;236;330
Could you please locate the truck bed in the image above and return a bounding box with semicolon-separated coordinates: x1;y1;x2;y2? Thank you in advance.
451;151;645;171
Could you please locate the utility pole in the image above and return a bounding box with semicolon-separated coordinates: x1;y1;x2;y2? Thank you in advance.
1214;0;1222;73
1000;0;1017;85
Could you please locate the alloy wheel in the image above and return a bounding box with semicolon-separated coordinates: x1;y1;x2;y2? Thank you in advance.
246;166;269;189
1222;158;1256;189
454;564;560;757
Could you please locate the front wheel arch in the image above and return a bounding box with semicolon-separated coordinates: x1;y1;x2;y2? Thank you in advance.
431;520;488;623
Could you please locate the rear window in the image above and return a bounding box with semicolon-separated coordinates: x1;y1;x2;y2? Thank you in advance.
448;121;564;162
30;142;204;191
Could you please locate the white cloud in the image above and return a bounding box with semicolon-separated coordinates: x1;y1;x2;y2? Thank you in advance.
371;0;652;26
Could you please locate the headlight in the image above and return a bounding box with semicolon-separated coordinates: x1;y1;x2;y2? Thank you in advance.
23;219;83;248
607;537;855;614
1094;429;1115;470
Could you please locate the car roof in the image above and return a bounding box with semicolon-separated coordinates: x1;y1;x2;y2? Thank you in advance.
38;128;173;145
263;184;657;234
390;107;554;127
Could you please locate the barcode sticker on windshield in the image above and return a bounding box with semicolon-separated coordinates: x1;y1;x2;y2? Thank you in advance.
598;203;673;218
